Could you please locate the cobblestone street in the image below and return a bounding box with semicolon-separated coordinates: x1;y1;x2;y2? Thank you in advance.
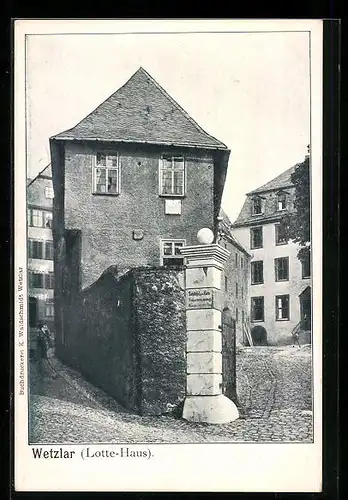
29;346;313;444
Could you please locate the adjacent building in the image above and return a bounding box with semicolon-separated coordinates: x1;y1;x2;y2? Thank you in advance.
27;164;55;329
232;164;311;346
49;67;234;351
217;209;251;346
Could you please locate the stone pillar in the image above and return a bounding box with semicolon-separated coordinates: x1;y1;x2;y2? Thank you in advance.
180;232;239;424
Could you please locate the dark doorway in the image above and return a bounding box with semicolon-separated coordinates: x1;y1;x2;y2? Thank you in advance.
221;307;238;404
29;297;38;327
251;325;268;346
300;286;311;330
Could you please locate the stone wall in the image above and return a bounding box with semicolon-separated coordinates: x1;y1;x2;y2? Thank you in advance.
56;267;186;415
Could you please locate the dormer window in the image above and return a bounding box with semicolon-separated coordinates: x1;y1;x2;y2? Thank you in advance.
277;192;287;211
251;196;263;215
93;153;120;195
159;155;185;196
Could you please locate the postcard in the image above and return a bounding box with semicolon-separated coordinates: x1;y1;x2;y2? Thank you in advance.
14;19;323;492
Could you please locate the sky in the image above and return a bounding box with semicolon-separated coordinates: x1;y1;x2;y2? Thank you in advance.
26;30;310;222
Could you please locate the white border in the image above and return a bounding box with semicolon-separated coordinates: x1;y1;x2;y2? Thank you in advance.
14;19;323;492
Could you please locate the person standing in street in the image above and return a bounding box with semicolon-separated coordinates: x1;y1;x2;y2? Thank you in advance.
36;323;51;369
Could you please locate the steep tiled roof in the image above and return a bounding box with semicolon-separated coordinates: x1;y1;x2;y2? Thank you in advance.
27;164;52;187
51;67;228;150
233;165;298;227
248;165;297;194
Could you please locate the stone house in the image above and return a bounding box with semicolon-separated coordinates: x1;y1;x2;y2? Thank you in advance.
27;164;55;329
232;165;311;346
49;67;243;354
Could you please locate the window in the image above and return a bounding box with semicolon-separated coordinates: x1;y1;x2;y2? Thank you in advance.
28;239;54;260
235;253;238;267
251;296;264;322
45;299;54;317
45;272;55;289
301;253;311;278
277;192;287;211
236;308;239;322
44;212;52;228
30;272;44;289
225;276;228;292
276;294;290;320
251;261;264;284
275;223;288;245
45;241;54;260
93;153;120;195
242;310;245;323
241;256;244;268
28;209;42;227
235;283;238;297
241;286;244;299
159;155;185;196
28;240;43;259
161;240;185;267
250;227;263;249
275;257;289;281
28;209;52;228
251;196;263;215
45;186;54;199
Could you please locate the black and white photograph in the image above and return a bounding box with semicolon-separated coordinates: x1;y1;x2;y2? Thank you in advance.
14;19;323;492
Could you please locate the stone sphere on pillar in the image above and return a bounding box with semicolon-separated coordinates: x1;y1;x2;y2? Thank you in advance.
197;228;214;245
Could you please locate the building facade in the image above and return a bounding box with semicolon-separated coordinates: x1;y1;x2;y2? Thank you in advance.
27;164;55;329
232;165;311;346
217;210;251;346
49;67;232;351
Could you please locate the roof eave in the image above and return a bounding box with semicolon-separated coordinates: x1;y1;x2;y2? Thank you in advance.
49;135;229;151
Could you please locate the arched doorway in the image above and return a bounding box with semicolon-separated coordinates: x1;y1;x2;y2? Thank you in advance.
251;325;268;346
299;286;311;331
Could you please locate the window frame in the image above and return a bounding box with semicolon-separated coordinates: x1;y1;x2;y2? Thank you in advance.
250;226;263;249
251;196;263;216
160;239;186;267
45;272;55;290
45;299;55;318
29;272;44;289
301;254;311;279
45;186;54;199
275;223;288;246
28;239;44;259
159;155;186;197
275;294;290;321
28;208;53;228
274;256;289;282
251;296;264;322
92;152;121;196
277;191;287;211
251;260;264;285
45;240;54;260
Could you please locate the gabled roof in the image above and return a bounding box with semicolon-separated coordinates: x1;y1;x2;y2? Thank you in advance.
218;208;251;256
51;67;228;151
233;164;299;227
247;165;297;195
27;164;52;187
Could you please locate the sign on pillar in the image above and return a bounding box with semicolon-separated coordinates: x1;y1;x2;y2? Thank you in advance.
180;228;239;424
